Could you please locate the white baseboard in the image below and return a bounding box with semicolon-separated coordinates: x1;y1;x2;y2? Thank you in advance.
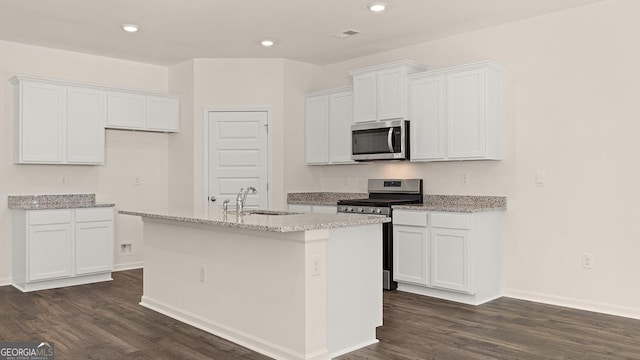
112;261;143;272
0;277;11;287
140;296;330;360
504;288;640;320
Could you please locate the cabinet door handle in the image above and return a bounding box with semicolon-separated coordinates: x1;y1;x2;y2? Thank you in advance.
210;196;217;203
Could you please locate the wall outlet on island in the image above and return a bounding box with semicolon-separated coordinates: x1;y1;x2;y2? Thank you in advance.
582;253;594;269
461;174;470;187
199;265;207;282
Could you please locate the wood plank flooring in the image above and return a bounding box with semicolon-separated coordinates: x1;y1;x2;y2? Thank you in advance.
1;270;639;359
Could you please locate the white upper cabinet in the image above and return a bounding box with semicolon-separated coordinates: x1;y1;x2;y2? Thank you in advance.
67;86;106;164
328;89;354;164
146;95;179;132
305;93;330;164
410;73;446;160
15;80;66;163
11;75;180;165
409;61;502;162
106;91;145;129
350;61;427;123
106;92;179;132
11;77;105;165
305;87;354;165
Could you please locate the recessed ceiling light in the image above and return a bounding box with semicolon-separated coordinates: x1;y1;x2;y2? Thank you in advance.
261;40;275;47
122;24;139;33
368;2;387;12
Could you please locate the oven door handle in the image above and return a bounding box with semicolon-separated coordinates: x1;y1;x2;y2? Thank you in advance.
387;128;394;153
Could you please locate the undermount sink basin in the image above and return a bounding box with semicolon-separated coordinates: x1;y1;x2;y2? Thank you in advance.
225;209;300;216
246;210;300;216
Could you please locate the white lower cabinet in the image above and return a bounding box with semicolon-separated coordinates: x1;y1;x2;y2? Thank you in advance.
12;208;114;292
393;209;501;305
28;223;73;281
75;208;115;275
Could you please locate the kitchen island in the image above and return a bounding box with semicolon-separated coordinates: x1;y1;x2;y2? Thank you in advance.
120;208;390;360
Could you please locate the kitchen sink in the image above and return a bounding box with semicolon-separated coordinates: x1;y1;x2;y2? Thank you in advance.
246;210;300;216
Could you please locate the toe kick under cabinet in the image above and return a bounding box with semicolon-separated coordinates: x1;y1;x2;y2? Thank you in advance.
393;209;502;305
11;207;114;292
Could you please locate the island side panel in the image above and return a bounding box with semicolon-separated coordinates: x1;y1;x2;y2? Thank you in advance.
140;218;330;360
326;223;383;357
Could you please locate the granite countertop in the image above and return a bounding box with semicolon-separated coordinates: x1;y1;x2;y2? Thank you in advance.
8;194;115;210
394;195;507;213
287;192;367;206
119;207;390;233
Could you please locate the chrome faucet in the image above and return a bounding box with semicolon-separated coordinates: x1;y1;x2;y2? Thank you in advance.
236;187;257;214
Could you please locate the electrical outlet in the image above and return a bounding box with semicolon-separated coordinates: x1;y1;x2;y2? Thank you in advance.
461;174;470;187
535;172;545;187
199;265;207;282
134;177;141;185
61;176;67;184
120;243;132;255
582;254;593;269
311;255;321;276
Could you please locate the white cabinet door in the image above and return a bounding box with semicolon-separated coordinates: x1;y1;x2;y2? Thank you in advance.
311;205;337;214
146;95;179;132
446;68;487;159
28;223;73;281
353;73;377;123
288;204;313;213
107;91;145;129
66;86;106;164
75;221;114;275
377;67;404;121
393;224;429;285
328;90;354;164
19;81;66;163
430;227;472;293
305;94;330;164
410;74;446;161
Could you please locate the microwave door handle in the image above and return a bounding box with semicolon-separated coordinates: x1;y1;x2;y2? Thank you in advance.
387;128;394;152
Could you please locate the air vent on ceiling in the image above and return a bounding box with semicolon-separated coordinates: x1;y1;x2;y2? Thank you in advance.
335;29;362;38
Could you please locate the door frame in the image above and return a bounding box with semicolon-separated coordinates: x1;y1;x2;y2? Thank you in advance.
202;106;273;213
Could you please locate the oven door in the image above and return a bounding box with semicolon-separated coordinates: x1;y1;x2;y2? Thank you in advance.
351;119;409;161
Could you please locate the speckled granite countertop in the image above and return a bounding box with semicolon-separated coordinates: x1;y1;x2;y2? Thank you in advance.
394;195;506;213
119;207;389;233
287;192;368;206
287;192;506;212
8;194;115;210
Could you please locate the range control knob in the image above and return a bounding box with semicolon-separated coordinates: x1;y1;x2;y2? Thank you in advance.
358;208;364;213
347;207;353;212
369;208;375;213
375;209;382;214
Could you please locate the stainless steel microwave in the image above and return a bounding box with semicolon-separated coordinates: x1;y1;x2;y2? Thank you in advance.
351;119;410;161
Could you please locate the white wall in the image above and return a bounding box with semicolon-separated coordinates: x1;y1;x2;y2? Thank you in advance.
285;0;640;318
187;58;287;210
0;40;171;280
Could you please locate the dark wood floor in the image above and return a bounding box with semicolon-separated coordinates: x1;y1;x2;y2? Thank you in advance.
1;270;639;360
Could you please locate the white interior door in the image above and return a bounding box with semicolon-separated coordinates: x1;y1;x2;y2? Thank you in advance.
207;111;269;212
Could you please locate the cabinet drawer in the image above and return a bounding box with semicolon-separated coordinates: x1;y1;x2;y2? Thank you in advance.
28;210;72;225
75;207;114;222
431;212;470;229
393;211;427;227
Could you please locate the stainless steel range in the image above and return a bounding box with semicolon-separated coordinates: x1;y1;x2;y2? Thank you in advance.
337;179;423;290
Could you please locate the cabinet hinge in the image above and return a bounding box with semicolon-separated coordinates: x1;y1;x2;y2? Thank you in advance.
266;183;269;191
264;123;269;133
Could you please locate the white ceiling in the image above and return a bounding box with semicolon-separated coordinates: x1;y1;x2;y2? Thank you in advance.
0;0;604;66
